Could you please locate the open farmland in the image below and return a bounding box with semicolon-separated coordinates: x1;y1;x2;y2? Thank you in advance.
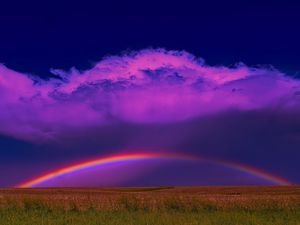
0;186;299;225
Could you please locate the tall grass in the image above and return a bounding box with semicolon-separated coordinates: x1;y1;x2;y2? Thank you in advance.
0;186;299;225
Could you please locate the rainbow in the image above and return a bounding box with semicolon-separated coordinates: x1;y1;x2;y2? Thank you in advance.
16;152;291;188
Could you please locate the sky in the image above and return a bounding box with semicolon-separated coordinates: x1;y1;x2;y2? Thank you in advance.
0;0;300;187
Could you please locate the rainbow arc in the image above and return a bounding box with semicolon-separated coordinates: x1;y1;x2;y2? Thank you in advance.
17;152;291;188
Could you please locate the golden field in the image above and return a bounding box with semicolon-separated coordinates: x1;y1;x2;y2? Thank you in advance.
0;186;299;225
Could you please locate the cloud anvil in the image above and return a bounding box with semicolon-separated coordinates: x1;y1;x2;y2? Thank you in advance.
1;49;299;143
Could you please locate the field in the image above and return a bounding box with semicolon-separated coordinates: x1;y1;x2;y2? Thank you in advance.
0;186;299;225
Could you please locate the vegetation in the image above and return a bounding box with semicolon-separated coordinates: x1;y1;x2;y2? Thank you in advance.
0;186;299;225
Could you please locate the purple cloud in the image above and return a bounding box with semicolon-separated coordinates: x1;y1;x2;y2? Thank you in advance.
0;49;299;142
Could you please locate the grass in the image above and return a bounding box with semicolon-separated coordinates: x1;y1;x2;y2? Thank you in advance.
1;208;300;225
0;186;299;225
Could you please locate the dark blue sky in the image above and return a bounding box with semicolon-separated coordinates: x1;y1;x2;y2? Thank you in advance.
1;0;300;187
1;1;300;76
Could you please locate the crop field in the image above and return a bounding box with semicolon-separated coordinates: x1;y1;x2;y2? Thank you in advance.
0;186;299;225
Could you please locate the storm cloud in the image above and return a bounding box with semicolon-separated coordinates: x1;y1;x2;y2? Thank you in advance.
1;49;300;142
